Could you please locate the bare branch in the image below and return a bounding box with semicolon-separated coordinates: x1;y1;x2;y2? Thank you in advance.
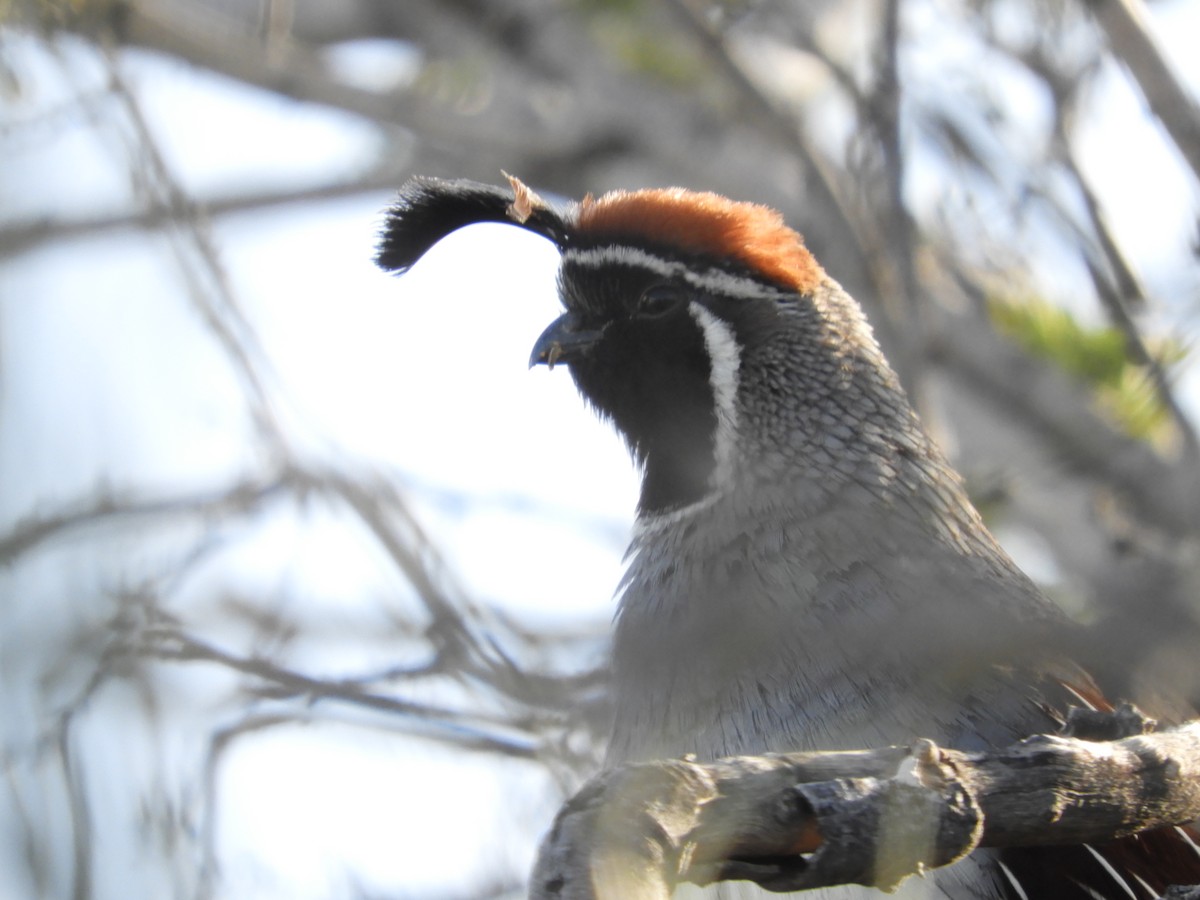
141;626;541;758
1047;80;1200;459
531;713;1200;898
0;476;285;565
0;168;406;260
105;0;576;161
659;0;866;271
58;715;93;900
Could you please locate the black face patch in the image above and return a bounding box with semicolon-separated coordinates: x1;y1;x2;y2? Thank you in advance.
557;264;718;514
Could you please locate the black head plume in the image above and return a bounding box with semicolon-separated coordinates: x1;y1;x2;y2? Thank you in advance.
375;175;574;273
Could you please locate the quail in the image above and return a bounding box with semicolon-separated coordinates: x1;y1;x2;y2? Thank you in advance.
376;175;1200;898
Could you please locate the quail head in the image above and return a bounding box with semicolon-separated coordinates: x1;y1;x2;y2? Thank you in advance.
377;175;1200;898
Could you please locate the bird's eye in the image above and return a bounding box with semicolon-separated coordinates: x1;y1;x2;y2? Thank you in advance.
637;283;686;319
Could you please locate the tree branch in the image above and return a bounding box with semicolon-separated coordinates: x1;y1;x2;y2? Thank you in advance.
0;167;407;261
531;709;1200;898
1088;0;1200;185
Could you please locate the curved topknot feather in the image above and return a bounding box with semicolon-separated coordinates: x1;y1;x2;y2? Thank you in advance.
375;176;572;273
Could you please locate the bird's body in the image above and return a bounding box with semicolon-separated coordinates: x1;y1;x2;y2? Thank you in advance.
610;460;1053;765
377;175;1200;898
603;274;1055;767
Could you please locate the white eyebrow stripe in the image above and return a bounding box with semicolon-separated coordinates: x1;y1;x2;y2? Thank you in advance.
562;245;792;301
564;245;677;277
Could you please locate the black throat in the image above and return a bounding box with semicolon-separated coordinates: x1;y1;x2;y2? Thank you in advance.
568;308;718;516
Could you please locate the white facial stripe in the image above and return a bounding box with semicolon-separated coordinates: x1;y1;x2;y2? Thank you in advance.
562;245;790;301
630;305;741;534
688;302;741;490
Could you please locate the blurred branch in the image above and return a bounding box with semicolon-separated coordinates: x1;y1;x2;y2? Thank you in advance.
867;0;924;381
1057;143;1199;460
198;712;296;898
284;465;610;719
58;716;93;900
118;3;486;148
931;301;1200;535
142;627;542;758
106;0;579;162
98;48;289;454
660;0;861;258
0;169;405;261
936;307;1200;535
1081;255;1199;459
1015;36;1199;460
1089;0;1200;184
0;460;607;717
0;476;286;565
0;760;50;895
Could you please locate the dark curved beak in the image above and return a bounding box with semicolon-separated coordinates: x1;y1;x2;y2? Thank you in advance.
529;313;604;370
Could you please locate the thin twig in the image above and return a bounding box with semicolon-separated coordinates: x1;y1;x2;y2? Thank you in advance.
659;0;863;259
870;0;925;380
1058;140;1199;459
94;45;289;454
0;477;286;565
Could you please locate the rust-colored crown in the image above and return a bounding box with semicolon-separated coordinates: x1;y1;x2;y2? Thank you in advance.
576;188;823;295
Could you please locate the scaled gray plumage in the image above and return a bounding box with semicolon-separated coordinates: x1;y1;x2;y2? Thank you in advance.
604;273;1062;768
